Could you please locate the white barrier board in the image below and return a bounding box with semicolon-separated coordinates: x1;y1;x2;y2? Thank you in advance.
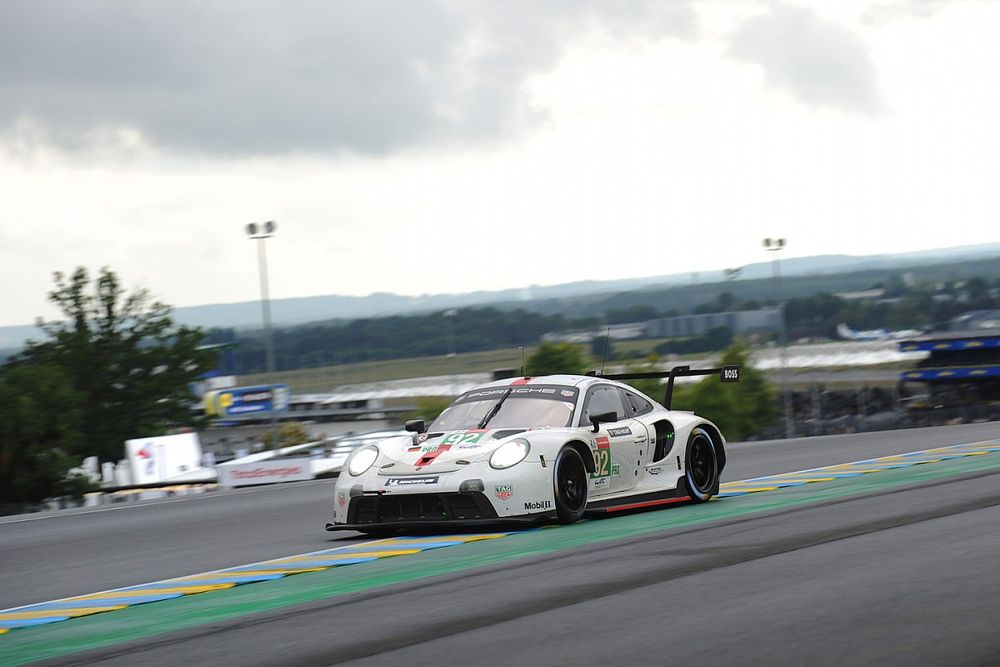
217;458;314;487
125;433;203;485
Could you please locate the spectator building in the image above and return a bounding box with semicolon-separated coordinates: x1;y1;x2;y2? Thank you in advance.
898;330;1000;416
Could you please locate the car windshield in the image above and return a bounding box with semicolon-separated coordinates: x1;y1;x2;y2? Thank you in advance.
429;384;578;431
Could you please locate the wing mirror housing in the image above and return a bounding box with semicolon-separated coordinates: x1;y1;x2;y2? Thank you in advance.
589;411;617;433
404;419;426;434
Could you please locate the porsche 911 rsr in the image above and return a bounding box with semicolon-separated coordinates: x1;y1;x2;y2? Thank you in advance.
326;365;739;534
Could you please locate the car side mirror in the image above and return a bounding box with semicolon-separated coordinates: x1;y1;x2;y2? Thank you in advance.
404;419;426;434
589;411;617;433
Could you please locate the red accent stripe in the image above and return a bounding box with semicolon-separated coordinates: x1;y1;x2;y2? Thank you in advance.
511;377;533;385
602;496;690;513
415;444;451;468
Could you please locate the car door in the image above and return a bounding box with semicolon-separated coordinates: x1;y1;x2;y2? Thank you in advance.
620;388;658;469
578;384;643;496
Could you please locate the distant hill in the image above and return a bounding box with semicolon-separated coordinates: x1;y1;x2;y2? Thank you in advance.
2;242;1000;351
168;242;1000;328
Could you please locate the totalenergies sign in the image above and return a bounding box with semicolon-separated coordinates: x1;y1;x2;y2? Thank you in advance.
203;384;290;418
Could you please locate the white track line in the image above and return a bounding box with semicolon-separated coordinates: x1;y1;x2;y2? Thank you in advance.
0;479;333;525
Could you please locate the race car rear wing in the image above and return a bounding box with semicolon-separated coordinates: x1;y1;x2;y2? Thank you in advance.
585;365;740;410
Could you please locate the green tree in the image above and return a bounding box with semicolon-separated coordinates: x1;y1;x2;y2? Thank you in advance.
0;362;85;505
404;396;452;424
671;341;778;442
590;335;616;364
617;355;667;401
261;422;313;449
888;292;934;329
605;304;658;324
525;341;588;376
17;267;213;463
715;291;736;311
965;277;989;302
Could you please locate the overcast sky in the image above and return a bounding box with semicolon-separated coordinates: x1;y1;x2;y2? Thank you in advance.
2;0;998;326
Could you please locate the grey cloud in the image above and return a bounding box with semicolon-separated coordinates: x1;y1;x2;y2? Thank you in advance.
729;4;881;114
0;0;694;157
863;0;953;25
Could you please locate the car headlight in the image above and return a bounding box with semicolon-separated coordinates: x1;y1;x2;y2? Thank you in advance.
490;439;530;470
348;446;379;476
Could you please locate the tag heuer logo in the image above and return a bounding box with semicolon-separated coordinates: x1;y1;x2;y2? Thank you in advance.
495;484;513;501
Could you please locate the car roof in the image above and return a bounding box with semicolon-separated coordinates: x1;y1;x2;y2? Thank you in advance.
471;374;622;391
460;374;665;410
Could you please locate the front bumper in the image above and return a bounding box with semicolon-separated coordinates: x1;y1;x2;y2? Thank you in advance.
326;490;556;532
325;515;554;532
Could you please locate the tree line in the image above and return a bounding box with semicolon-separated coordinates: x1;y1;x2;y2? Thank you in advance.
206;272;1000;376
205;308;581;374
783;275;1000;339
1;268;211;508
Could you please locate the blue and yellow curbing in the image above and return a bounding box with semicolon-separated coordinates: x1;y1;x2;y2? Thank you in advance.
716;439;1000;497
0;533;509;633
2;440;999;635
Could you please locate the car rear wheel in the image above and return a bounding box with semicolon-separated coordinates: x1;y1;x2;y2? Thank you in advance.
683;427;719;503
553;446;588;524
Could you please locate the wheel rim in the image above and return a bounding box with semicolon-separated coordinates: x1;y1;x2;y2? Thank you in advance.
688;432;717;493
558;452;588;512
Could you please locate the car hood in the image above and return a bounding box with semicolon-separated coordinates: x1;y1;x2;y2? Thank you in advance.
373;428;530;475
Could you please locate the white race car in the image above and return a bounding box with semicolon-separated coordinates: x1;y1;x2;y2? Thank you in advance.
326;365;740;534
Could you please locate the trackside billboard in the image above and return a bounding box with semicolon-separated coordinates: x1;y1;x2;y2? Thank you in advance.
217;458;314;487
202;384;290;419
125;433;203;485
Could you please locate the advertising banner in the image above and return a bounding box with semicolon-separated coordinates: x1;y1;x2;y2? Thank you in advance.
203;384;290;419
217;458;314;487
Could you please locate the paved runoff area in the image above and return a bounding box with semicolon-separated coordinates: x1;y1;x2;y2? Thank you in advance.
2;437;999;654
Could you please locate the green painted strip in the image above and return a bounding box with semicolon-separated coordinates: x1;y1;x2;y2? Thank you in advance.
716;439;1000;497
3;450;999;667
5;439;995;637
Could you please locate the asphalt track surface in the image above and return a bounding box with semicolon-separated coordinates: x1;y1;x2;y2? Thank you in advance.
4;421;1000;665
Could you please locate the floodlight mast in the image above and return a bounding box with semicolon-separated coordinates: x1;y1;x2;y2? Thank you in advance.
246;221;280;449
763;237;795;439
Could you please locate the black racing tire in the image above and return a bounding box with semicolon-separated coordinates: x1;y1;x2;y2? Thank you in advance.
553;446;589;524
683;426;719;503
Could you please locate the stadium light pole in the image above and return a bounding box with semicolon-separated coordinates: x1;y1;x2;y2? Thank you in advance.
246;221;280;449
763;237;795;439
444;309;458;395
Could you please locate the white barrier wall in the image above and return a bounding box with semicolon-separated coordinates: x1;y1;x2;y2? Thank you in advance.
217;458;314;487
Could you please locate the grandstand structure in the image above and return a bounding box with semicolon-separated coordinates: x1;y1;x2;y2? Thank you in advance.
899;331;1000;412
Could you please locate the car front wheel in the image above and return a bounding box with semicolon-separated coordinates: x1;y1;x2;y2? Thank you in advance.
553;446;588;524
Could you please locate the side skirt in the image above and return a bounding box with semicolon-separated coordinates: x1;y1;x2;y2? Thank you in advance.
584;487;690;515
